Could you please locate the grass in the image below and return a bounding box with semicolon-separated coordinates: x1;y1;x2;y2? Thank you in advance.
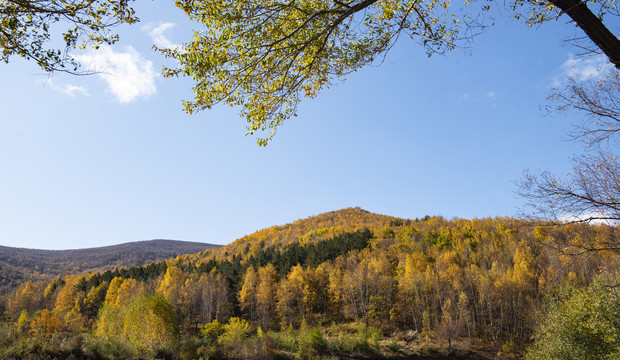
0;318;500;360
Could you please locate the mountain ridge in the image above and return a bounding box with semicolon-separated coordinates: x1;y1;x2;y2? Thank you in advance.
0;239;219;292
178;207;419;264
0;238;214;252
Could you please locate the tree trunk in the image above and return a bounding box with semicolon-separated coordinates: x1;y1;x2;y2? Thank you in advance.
550;0;620;68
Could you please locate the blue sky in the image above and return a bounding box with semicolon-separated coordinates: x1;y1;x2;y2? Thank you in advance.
0;2;613;249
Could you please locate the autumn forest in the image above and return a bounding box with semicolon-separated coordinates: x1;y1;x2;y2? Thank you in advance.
1;208;619;359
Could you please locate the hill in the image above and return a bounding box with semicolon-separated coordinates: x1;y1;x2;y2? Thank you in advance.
4;208;619;359
184;207;414;263
0;239;219;292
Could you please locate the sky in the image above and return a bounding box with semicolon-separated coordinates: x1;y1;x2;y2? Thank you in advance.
0;2;615;250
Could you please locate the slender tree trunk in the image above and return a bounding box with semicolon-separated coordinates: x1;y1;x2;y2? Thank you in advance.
550;0;620;68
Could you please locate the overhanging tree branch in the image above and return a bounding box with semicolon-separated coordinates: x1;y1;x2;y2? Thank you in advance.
549;0;620;68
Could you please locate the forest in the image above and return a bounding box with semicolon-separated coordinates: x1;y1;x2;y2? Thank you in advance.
1;207;619;359
0;240;219;293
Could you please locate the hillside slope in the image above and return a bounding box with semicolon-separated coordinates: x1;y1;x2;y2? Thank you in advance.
188;207;412;263
3;208;620;359
0;239;219;291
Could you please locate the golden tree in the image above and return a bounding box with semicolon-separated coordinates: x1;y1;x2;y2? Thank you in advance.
30;309;62;339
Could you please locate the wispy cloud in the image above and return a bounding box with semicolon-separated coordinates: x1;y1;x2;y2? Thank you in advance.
552;54;613;87
143;23;181;50
458;90;498;108
73;46;157;103
557;210;616;225
458;93;471;102
41;78;89;97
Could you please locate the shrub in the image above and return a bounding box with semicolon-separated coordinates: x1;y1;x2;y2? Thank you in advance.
304;327;327;354
201;319;225;345
330;331;353;353
214;317;252;358
387;340;401;353
219;317;251;344
253;327;276;359
355;324;381;351
525;280;620;360
84;335;136;360
271;324;298;352
16;310;28;334
177;336;206;360
499;340;518;358
295;343;319;360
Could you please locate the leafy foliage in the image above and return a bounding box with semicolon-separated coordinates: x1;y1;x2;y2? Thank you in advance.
29;309;61;339
526;279;620;360
96;293;177;357
154;0;620;144
162;0;462;144
0;0;138;72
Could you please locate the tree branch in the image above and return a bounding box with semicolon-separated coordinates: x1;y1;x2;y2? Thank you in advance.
550;0;620;68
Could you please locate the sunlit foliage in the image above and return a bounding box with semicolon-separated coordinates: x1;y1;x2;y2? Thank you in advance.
163;0;462;144
0;0;137;72
4;209;620;358
526;279;620;360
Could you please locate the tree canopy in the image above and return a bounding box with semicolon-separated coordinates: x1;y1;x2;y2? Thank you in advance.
4;214;620;358
161;0;465;145
159;0;620;145
0;0;138;73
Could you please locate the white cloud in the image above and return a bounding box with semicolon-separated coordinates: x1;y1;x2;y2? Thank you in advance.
143;23;181;50
552;54;614;87
73;46;157;103
558;210;616;225
42;78;89;97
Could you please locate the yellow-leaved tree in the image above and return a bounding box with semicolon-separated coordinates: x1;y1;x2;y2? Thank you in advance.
96;293;177;356
276;265;305;327
239;267;259;321
123;293;178;353
158;0;620;145
30;309;62;339
158;266;187;311
256;264;279;329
